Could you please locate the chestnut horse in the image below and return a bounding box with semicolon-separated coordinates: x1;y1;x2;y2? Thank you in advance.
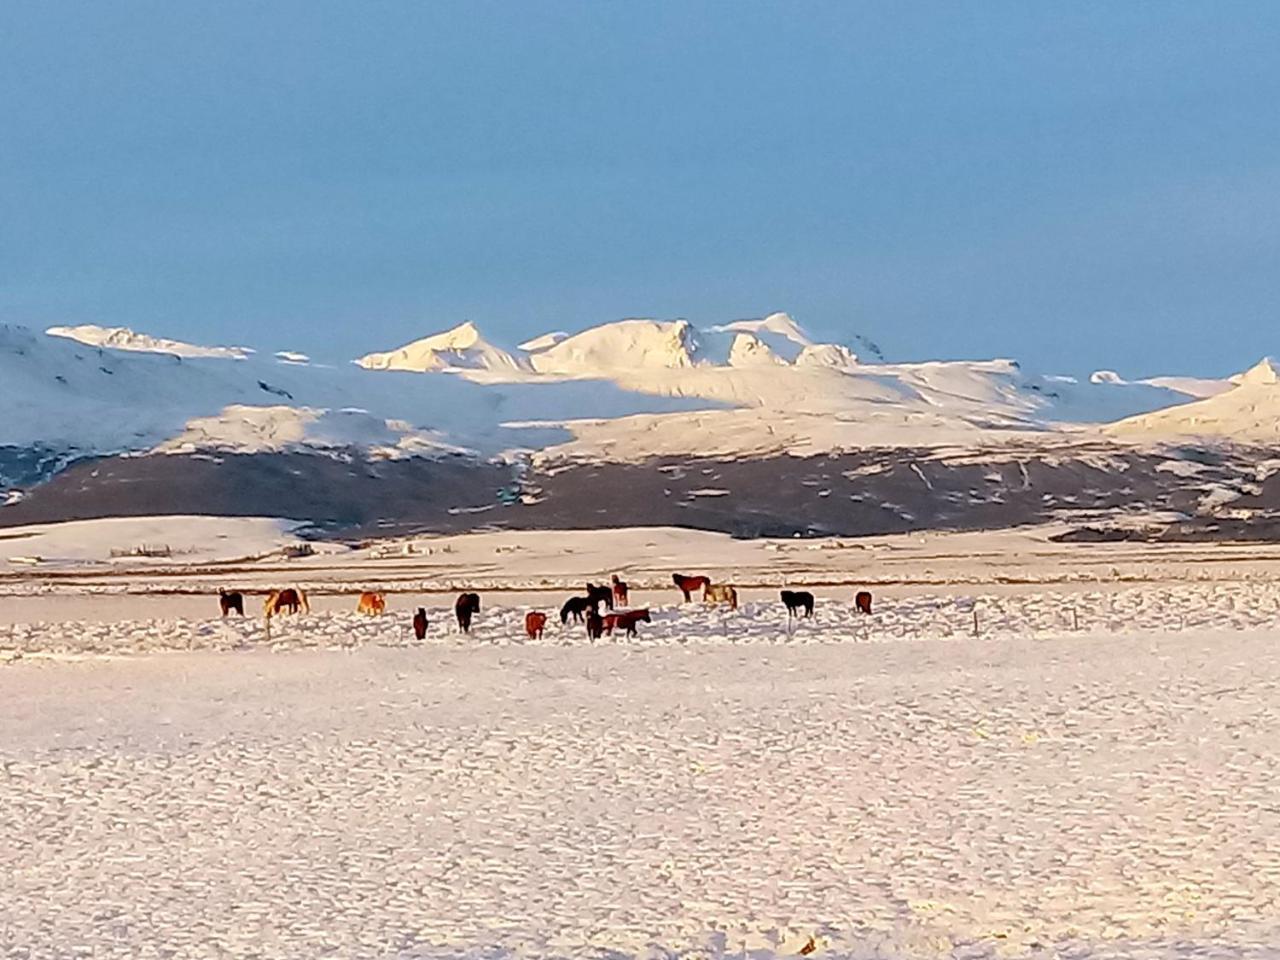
672;573;711;603
611;574;629;607
780;590;814;618
525;611;547;640
412;608;429;640
218;590;244;617
357;591;386;616
455;592;481;633
703;584;738;610
264;587;308;618
603;608;651;637
855;591;873;614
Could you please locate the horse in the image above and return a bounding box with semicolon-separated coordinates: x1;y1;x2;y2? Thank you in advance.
855;590;873;615
412;608;429;640
586;608;604;640
603;608;651;637
455;592;481;633
525;611;547;640
703;584;738;610
585;582;614;611
672;573;711;603
357;591;386;616
611;574;629;607
264;587;308;619
780;590;814;618
218;589;244;617
560;596;593;624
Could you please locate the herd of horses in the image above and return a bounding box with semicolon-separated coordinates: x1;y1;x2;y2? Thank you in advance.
216;575;874;638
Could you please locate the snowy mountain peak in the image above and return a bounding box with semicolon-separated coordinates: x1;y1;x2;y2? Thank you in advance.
46;324;253;360
713;312;813;347
527;319;699;375
1236;356;1280;386
355;322;528;373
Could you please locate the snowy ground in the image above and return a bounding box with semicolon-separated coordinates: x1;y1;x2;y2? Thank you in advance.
4;522;1280;958
3;628;1279;959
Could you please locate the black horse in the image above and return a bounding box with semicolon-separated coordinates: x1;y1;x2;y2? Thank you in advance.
586;608;605;640
780;590;815;618
585;582;614;611
218;590;244;617
455;592;481;633
412;607;429;640
561;595;593;624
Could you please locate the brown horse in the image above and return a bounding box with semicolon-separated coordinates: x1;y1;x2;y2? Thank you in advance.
412;608;429;640
455;592;481;633
264;587;308;618
218;590;244;617
603;608;650;637
611;574;629;607
855;591;873;614
357;591;386;616
672;573;711;603
703;584;738;610
525;611;547;640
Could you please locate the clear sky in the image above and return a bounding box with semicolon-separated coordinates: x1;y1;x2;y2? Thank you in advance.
3;2;1279;376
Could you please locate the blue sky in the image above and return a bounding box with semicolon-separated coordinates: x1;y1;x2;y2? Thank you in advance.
3;2;1279;376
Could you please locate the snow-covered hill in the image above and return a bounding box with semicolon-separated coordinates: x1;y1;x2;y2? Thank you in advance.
355;321;529;374
46;324;253;360
1107;358;1280;443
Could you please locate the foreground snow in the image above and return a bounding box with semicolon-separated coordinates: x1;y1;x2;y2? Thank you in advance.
2;623;1278;959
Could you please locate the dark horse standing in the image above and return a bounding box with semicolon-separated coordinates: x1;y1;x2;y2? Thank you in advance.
412;607;429;640
561;596;593;624
585;608;605;640
781;590;815;618
455;592;481;633
218;590;244;617
585;583;614;611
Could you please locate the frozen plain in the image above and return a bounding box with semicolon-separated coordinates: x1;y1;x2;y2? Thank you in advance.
3;525;1280;959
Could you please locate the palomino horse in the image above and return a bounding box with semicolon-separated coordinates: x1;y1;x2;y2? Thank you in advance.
218;590;244;617
525;611;547;640
412;608;429;640
455;592;481;633
780;590;814;618
611;574;629;607
357;591;386;616
264;587;309;618
855;591;873;614
672;573;711;603
703;584;738;610
602;608;651;637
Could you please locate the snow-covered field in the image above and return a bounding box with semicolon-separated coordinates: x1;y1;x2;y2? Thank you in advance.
3;624;1279;959
4;521;1280;959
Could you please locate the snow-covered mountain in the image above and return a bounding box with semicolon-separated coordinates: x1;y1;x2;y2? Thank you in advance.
1107;358;1280;442
46;324;253;360
355;322;529;374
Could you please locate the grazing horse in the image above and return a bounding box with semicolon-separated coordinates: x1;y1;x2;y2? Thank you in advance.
855;590;873;615
603;608;651;637
703;583;738;610
672;573;711;603
585;608;604;640
455;592;481;633
218;589;244;617
412;608;429;640
585;582;614;611
357;591;386;616
264;587;308;618
780;590;814;618
525;611;547;640
611;574;629;607
560;596;593;624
